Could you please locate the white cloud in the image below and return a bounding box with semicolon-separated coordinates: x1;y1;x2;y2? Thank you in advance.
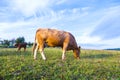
0;21;37;42
104;37;120;48
90;5;120;39
0;21;31;30
8;0;68;17
9;0;53;16
79;35;101;44
56;0;67;5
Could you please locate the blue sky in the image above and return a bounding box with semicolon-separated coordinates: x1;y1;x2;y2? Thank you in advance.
0;0;120;49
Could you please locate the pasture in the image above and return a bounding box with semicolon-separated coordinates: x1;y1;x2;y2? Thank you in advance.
0;48;120;80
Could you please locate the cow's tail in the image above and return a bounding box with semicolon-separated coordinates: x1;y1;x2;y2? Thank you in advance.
32;36;37;55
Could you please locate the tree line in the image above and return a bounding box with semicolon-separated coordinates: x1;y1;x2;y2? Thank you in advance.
0;37;33;48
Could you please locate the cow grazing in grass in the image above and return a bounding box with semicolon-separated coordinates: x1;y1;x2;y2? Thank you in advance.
32;28;80;60
14;43;27;51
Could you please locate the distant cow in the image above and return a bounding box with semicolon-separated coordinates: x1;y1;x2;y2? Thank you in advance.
15;43;27;51
33;28;80;60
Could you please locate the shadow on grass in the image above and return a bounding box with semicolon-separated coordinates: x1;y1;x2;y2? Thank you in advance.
82;53;114;59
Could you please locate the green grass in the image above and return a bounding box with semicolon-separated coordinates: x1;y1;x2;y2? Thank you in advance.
0;48;120;80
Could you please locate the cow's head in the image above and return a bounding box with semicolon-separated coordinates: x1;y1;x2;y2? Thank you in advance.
73;46;81;59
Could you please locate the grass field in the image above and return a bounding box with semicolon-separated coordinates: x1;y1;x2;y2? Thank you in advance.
0;48;120;80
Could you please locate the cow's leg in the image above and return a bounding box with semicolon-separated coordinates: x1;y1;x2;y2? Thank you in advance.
32;43;37;55
24;47;26;52
62;42;68;60
62;50;66;60
39;44;46;60
40;49;46;60
34;44;39;60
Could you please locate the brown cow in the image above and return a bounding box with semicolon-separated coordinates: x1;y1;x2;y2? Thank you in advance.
32;28;80;60
14;43;27;51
